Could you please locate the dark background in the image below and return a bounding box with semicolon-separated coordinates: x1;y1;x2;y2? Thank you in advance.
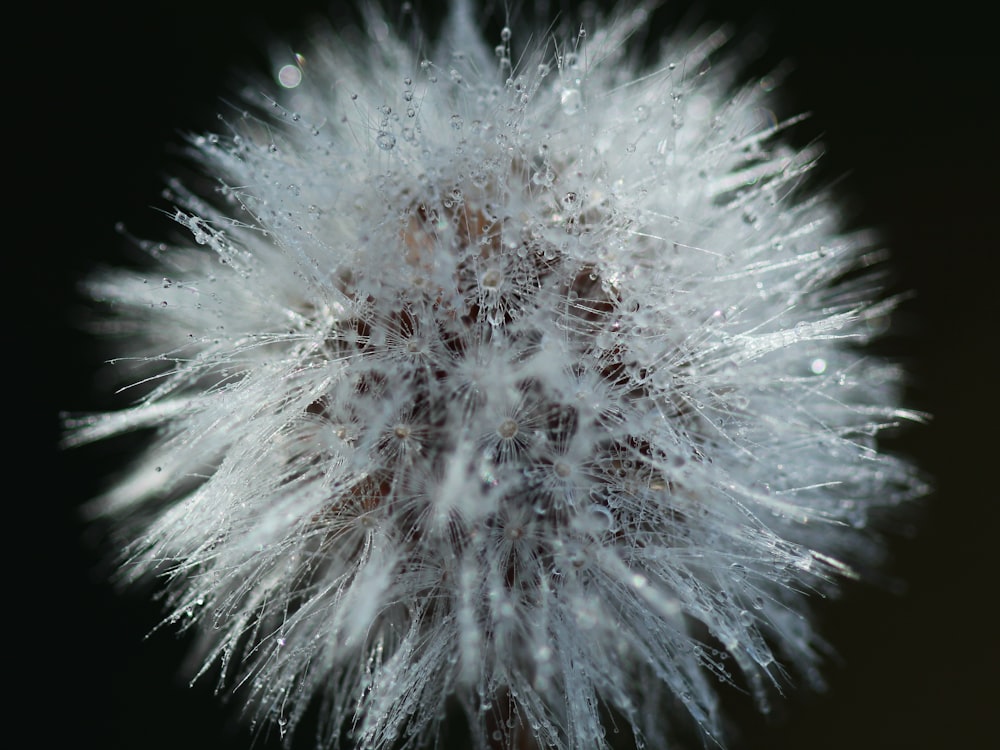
18;1;996;748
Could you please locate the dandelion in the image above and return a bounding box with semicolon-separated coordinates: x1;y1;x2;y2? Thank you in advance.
69;3;927;749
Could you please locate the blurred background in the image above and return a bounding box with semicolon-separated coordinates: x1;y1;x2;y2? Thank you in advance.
18;1;995;748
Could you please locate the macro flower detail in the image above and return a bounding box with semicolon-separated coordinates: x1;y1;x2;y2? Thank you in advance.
70;4;927;749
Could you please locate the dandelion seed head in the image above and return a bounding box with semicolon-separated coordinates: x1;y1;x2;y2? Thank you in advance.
72;3;927;749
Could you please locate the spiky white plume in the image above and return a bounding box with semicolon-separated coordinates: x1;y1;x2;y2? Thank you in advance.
70;4;925;749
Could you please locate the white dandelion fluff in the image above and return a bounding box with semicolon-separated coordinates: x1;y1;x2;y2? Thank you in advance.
69;2;927;749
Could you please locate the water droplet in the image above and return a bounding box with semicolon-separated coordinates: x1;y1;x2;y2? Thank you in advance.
589;505;614;531
450;114;464;130
497;419;518;438
634;105;650;122
376;131;396;150
277;64;302;88
560;88;582;115
500;26;511;42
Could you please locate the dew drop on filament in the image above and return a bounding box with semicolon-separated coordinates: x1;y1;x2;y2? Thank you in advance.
560;88;582;115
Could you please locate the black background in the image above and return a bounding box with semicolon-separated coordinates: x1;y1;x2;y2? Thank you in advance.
18;1;996;748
